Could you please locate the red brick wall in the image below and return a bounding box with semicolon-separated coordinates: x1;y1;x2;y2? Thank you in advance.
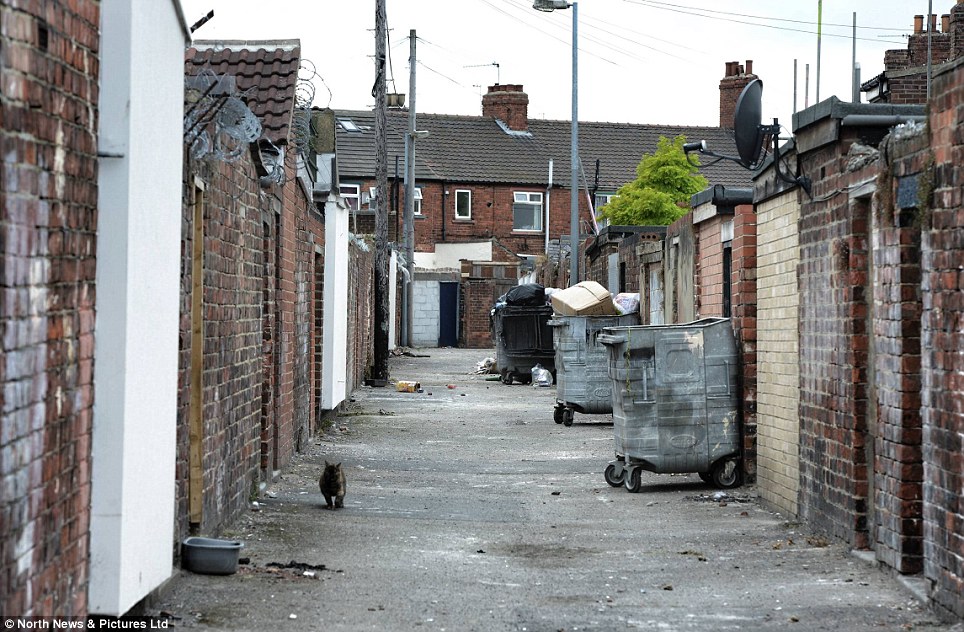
176;158;264;540
796;131;874;549
870;132;926;576
347;236;375;390
460;261;520;348
919;58;964;619
732;205;758;483
347;178;588;259
1;0;99;616
695;218;725;317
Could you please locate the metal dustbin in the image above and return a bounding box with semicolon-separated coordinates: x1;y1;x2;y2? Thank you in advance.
492;305;555;385
598;317;742;491
548;313;639;426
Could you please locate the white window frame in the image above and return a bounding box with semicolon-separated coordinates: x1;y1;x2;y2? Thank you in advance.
512;191;543;232
340;184;360;211
455;189;472;220
413;187;423;216
594;192;616;229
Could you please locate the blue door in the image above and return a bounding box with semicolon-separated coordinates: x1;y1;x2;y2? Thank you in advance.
439;282;459;347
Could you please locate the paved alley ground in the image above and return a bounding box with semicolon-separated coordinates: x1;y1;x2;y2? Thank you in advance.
153;348;959;631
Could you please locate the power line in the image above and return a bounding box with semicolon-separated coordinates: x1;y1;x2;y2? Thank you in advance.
622;0;907;45
632;0;909;32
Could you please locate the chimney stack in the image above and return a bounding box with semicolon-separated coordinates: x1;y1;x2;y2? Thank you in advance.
482;84;529;132
719;60;757;129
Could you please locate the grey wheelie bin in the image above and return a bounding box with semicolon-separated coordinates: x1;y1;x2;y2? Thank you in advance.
597;317;742;491
547;313;639;426
492;305;556;385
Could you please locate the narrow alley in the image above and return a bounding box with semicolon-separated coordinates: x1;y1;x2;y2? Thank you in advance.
152;349;951;632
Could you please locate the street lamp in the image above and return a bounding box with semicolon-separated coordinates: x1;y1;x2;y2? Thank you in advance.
533;0;579;286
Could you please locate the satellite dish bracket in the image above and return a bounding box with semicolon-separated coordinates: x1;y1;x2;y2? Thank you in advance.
684;119;812;197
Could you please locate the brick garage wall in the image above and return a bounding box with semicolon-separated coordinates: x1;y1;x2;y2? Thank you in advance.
1;0;99;616
731;205;757;483
460;261;520;348
694;215;725;317
919;57;964;619
868;130;928;578
796;131;874;549
755;190;801;517
347;236;375;391
176;158;263;540
282;176;314;455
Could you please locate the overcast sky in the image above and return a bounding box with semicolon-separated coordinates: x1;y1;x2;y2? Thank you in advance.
180;0;939;130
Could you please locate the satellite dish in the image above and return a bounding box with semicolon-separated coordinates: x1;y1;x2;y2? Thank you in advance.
733;79;764;168
681;77;812;196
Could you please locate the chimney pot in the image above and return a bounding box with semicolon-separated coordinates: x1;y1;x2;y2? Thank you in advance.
929;13;938;31
943;13;951;32
745;60;753;75
914;15;924;33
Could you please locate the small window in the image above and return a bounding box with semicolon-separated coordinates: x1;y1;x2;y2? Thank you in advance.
369;186;379;200
455;189;471;220
340;184;360;211
337;118;361;132
594;192;616;229
512;191;543;231
413;187;423;216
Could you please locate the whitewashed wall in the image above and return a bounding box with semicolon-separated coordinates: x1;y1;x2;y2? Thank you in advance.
90;0;188;615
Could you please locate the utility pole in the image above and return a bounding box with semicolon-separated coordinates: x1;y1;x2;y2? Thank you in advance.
404;29;416;348
371;0;390;384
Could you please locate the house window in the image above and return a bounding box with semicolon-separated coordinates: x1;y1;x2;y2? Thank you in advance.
595;192;616;229
455;189;471;220
413;187;423;216
512;191;543;231
340;184;360;211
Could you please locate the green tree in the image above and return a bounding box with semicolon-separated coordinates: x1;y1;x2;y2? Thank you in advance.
597;135;708;226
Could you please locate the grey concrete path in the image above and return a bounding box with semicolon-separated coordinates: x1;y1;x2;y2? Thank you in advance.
153;348;957;631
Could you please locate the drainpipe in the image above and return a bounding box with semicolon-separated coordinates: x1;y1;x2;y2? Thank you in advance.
399;263;411;347
545;159;553;255
441;180;447;241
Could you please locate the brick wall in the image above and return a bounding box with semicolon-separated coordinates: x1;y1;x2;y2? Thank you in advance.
1;0;99;616
755;190;802;517
867;130;928;577
348;178;588;259
919;57;964;619
460;261;520;348
347;236;375;391
731;205;758;483
176;159;263;539
694;217;725;317
796;130;874;549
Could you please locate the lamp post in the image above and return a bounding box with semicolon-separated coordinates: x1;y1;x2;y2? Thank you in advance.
533;0;579;286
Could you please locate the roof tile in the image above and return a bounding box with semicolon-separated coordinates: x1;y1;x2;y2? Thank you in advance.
187;40;302;146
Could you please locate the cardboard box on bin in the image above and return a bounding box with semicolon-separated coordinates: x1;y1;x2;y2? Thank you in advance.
551;281;619;317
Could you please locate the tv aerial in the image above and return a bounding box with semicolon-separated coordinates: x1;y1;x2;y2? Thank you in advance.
683;79;811;196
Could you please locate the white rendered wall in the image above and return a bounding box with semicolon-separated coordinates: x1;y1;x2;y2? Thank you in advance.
322;198;349;409
414;241;492;270
90;0;187;615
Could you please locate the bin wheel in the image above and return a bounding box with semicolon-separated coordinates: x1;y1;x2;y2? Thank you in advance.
698;472;713;484
711;458;742;489
562;408;574;427
625;467;643;493
519;375;532;385
604;463;625;487
553;406;564;424
500;371;513;385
